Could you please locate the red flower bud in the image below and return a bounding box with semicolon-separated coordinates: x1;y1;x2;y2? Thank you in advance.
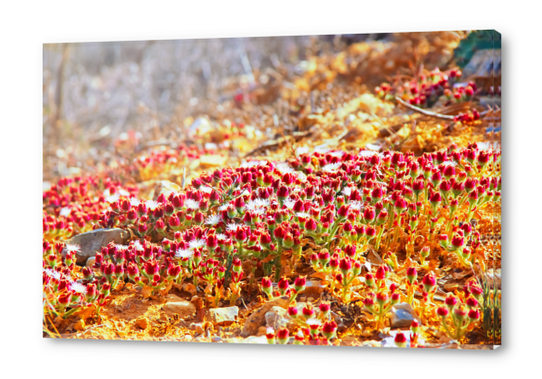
144;261;159;277
287;306;299;318
277;328;289;344
466;296;478;308
468;309;480;322
394;332;407;347
376;265;386;281
261;277;273;297
406;267;417;284
339;258;352;276
322;321;337;340
422;273;436;293
302;305;315;319
305;218;318;232
437;307;449;317
293;276;306;292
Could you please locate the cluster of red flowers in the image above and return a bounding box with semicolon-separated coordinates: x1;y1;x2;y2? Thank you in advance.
375;68;476;108
43;140;499;344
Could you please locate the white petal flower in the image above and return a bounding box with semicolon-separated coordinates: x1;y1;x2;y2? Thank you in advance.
185;199;200;210
189;239;206;250
283;199;296;209
200;185;213;194
226;223;240;232
129;197;140;206
246;198;270;213
132;240;144;251
255;198;270;207
240;160;267;168
349;200;364;211
64;243;81;253
44;268;62;280
218;204;229;211
441;161;458;167
276;163;294;174
115;244;128;251
145;200;159;210
252;207;266;215
329;151;345;158
70;282;87;294
175;249;194;259
322;163;341;172
216;233;227;241
59;207;71;217
296;212;310;219
105;194;120;203
341;186;352;196
205;214;222;226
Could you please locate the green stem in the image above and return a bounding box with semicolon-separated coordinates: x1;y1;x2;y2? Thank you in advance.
375;226;386;251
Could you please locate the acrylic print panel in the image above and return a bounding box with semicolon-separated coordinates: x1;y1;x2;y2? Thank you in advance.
43;30;501;348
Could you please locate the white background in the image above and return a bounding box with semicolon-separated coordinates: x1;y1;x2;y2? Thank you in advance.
0;1;539;378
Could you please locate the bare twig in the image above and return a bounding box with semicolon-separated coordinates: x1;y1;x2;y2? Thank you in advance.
395;96;455;120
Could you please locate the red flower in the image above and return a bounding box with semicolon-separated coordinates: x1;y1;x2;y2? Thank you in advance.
287;306;298;318
363;207;375;222
337;204;350;219
451;234;465;249
437;307;449;317
468;309;480;321
422;273;436;293
278;277;289;293
277;328;289;344
144;261;159;277
394;332;407;347
322;321;337;340
406;267;417;284
339;258;352;276
375;265;386;281
58;292;72;306
365;273;375;287
277;186;289;200
302;305;314;319
293;276;306;292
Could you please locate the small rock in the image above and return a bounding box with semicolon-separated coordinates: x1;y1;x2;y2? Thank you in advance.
243;335;269;344
240;297;289;337
367;248;383;265
163;295;197;318
265;306;289;330
85;257;95;267
340;334;361;346
135;318;148;329
153;180;182;201
63;228;130;265
391;303;421;328
212;337;223;343
190;323;205;334
257;326;268;336
209;306;239;325
189;117;213;137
